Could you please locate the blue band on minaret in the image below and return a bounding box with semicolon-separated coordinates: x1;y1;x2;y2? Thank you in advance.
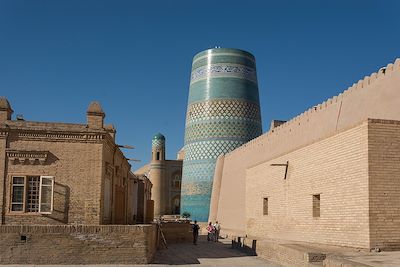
181;48;263;221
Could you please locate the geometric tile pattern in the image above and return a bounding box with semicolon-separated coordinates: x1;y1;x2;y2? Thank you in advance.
152;138;165;150
183;140;247;161
181;48;262;222
152;133;165;150
190;64;257;84
181;161;216;221
181;160;216;183
186;99;261;125
184;120;262;143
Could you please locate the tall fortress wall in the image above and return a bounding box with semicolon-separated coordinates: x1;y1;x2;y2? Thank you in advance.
213;58;400;235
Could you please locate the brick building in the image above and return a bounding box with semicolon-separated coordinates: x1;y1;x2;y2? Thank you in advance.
0;98;152;225
210;58;400;250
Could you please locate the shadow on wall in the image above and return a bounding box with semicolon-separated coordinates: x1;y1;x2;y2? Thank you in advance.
43;182;70;223
45;151;59;165
232;236;257;256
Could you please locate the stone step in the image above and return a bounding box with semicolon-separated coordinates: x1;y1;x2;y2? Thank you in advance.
231;236;326;267
257;241;326;267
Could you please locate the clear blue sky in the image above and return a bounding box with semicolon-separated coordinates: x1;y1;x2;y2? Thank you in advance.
1;0;399;169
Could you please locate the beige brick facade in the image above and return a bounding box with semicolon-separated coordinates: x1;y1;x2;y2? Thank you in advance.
0;99;152;225
210;58;400;249
245;119;400;250
0;225;157;264
368;120;400;249
246;121;370;248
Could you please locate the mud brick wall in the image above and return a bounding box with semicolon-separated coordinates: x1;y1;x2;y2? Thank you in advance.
0;224;157;264
160;222;192;244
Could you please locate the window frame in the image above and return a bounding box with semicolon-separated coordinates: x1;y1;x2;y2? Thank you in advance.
10;175;54;214
11;176;26;213
39;176;54;214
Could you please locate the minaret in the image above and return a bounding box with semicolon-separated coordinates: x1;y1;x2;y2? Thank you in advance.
181;48;263;221
149;133;166;218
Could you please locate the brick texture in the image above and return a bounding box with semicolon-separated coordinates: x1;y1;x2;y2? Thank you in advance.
0;117;138;225
368;120;400;250
0;225;157;264
246;122;370;248
214;59;400;236
245;119;400;250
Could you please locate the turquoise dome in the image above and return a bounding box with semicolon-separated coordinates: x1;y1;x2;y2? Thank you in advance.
152;133;165;140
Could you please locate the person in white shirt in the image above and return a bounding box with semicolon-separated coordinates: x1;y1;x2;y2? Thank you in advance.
213;221;221;242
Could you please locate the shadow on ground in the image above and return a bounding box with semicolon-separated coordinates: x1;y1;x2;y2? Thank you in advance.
152;235;278;266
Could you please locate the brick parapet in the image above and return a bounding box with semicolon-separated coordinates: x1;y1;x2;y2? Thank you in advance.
0;224;157;264
0;224;154;234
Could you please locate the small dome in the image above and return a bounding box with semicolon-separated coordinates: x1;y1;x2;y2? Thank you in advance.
0;97;12;110
152;133;165;141
87;101;104;114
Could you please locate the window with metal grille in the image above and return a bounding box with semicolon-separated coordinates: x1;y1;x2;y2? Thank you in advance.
27;176;40;212
11;176;54;213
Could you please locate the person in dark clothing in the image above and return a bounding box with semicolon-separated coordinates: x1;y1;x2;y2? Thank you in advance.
192;220;200;245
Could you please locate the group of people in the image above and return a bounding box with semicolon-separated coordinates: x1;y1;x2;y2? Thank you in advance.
206;221;221;242
191;220;221;245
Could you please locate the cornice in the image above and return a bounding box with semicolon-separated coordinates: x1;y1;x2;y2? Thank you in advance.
13;129;106;143
6;150;49;165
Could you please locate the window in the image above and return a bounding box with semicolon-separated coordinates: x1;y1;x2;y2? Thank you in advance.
39;177;54;213
263;197;268;215
171;175;181;189
11;177;24;211
313;194;320;218
11;176;54;213
27;176;40;212
156;152;160;160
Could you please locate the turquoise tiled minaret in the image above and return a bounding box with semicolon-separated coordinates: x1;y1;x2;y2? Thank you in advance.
181;48;263;221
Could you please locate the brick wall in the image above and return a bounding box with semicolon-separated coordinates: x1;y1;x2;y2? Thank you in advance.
368;120;400;250
214;59;400;235
160;222;192;244
4;138;104;225
0;224;157;264
246;122;370;248
0;136;6;223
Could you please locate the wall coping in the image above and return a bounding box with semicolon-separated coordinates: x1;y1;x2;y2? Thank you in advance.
0;224;155;234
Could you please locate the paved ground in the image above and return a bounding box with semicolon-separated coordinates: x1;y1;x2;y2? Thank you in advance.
151;236;281;266
1;236;281;267
338;251;400;267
